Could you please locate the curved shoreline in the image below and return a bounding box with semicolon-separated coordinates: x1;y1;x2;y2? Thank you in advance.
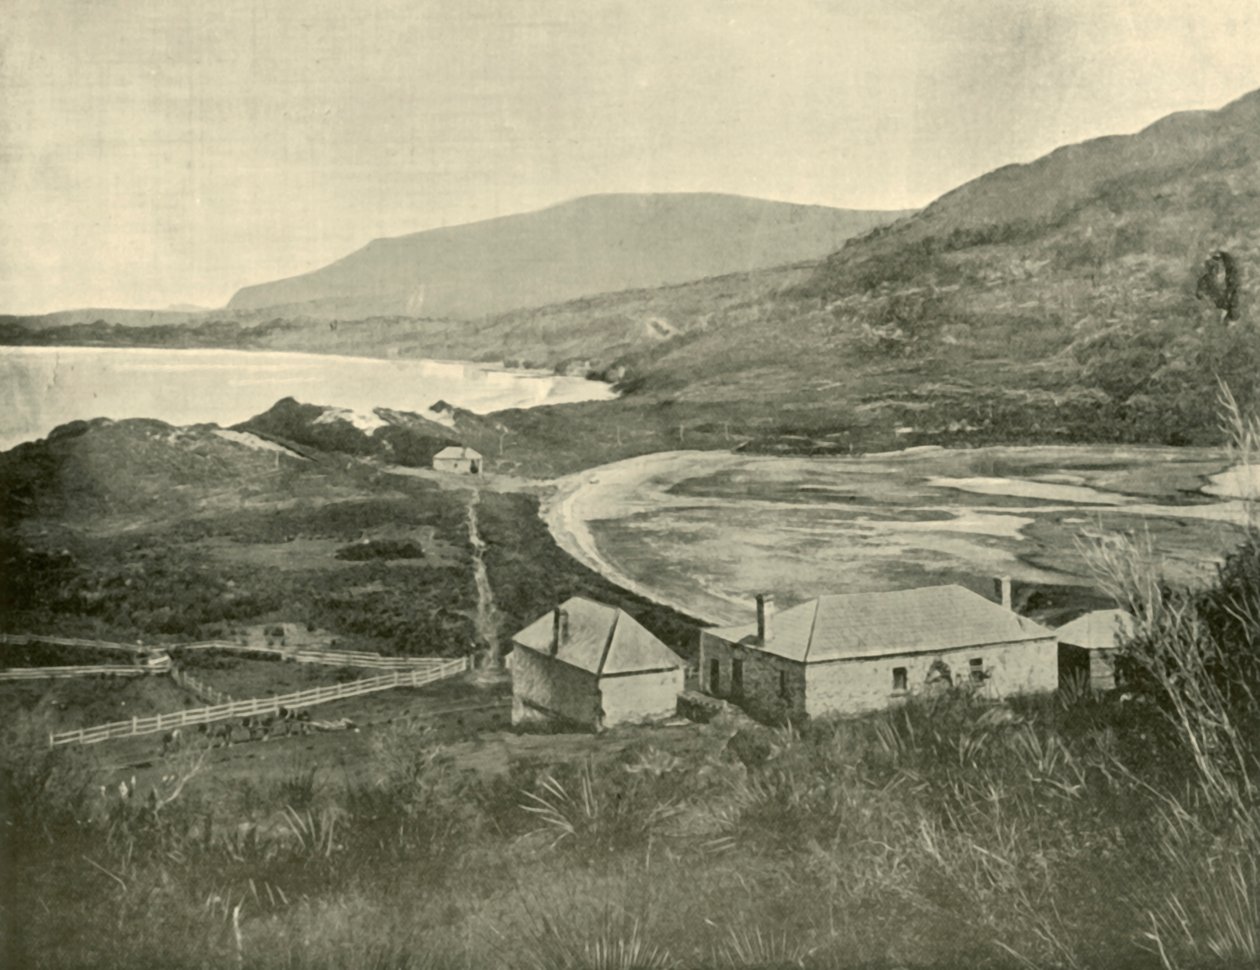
539;446;1254;626
541;451;747;626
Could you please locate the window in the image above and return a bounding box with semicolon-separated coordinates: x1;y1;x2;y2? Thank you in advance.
709;659;721;694
892;667;908;692
778;669;790;699
970;658;986;683
731;659;744;696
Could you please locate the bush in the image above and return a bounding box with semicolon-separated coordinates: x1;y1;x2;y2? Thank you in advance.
0;713;94;840
521;759;681;859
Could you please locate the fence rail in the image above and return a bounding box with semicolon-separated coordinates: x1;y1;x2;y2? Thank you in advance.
169;666;233;705
6;633;458;671
0;664;165;682
0;634;153;656
287;650;454;670
49;657;469;747
175;640;453;670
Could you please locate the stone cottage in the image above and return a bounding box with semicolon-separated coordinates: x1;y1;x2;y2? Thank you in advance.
511;597;685;731
432;446;482;475
1056;609;1134;691
699;585;1057;721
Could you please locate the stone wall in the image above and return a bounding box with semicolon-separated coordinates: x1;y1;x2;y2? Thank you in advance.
1090;650;1116;691
510;645;601;728
805;636;1059;717
699;631;807;723
600;668;684;727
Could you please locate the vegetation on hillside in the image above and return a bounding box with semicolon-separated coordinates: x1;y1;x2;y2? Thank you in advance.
235;398;461;469
476;491;699;661
4;510;1259;967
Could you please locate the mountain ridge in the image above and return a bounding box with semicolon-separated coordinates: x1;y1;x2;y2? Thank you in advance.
225;192;912;319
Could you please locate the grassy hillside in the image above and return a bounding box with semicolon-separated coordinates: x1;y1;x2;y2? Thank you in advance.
0;411;696;657
225;193;910;319
5;527;1259;969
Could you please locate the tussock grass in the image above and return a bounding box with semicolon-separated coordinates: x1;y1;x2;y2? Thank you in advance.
521;760;682;856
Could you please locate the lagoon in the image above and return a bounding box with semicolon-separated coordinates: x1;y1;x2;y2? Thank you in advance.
545;446;1256;626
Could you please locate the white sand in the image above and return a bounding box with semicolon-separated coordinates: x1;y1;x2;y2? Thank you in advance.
315;406;390;433
213;428;305;457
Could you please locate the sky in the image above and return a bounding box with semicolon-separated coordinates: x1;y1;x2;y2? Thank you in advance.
3;0;1260;314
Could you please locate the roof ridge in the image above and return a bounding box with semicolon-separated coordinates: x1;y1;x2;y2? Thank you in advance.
802;598;822;663
595;607;621;676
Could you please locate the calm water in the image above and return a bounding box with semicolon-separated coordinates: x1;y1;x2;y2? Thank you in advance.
0;346;616;450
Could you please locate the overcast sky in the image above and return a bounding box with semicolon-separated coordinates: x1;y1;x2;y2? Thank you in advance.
4;0;1260;314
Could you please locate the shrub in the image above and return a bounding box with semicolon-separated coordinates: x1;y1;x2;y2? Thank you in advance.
335;539;425;562
521;760;681;859
0;712;94;840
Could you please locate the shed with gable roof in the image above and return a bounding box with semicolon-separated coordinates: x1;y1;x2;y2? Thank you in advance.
1056;609;1134;691
510;596;685;730
432;446;482;475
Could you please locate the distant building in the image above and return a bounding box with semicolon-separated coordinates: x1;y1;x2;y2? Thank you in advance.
699;585;1057;721
1056;609;1134;691
432;446;482;475
510;597;686;731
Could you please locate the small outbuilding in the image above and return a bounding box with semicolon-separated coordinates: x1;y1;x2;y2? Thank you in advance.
700;585;1058;721
432;446;482;475
1056;609;1134;691
510;597;685;731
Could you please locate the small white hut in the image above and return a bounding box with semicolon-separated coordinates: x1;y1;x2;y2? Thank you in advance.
432;446;482;475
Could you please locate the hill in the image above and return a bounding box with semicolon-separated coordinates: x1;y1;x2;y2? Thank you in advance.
0;405;696;658
456;88;1260;463
0;418;302;525
225;193;910;319
234;396;497;468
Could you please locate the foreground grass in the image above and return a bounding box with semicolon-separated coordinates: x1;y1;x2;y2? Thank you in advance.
4;545;1259;970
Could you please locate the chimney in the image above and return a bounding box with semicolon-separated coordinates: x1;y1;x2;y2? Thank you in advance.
993;576;1013;611
756;594;774;644
551;607;569;655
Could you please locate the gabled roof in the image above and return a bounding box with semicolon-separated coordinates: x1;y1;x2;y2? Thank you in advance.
511;596;684;676
434;446;481;460
706;585;1054;663
1056;609;1135;651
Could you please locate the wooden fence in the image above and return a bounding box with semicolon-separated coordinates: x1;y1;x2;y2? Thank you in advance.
0;634;153;656
175;640;455;670
169;666;233;705
49;657;469;747
287;649;456;670
0;664;164;682
169;640;285;659
6;633;459;671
